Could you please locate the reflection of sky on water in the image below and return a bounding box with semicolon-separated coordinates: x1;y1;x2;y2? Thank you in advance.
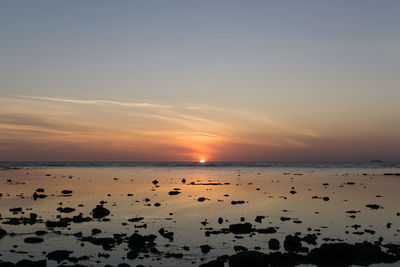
0;166;399;266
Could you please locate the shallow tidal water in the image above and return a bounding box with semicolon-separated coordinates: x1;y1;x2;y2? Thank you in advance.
0;164;399;266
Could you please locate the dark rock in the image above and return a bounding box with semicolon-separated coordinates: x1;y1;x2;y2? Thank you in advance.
46;250;73;262
199;259;224;267
72;214;92;223
201;244;212;253
158;228;174;241
309;241;399;267
128;233;157;251
91;228;102;235
229;251;267;267
57;207;76;213
46;220;69;228
198;197;206;202
24;237;44;243
234;245;248;252
61;190;73;195
268;238;280;250
218;217;223;224
33;192;47;200
81;236;116;250
284;235;303;252
127;250;138;259
92;205;110;219
35;230;47;236
303;234;318;245
256;227;277;234
229;223;253;234
366;204;381;210
165;252;183;258
128;217;144;223
168;191;181;196
0;228;6;239
9;207;22;213
255;216;265;223
365;229;376;235
231;200;245;205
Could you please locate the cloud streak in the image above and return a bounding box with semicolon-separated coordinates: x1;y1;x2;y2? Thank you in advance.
16;95;173;109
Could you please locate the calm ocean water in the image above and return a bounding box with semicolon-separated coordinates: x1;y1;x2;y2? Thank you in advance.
1;161;400;168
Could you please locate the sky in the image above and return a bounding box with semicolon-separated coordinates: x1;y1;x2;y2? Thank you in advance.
0;1;400;162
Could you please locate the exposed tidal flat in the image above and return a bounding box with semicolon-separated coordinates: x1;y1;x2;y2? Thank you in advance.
0;163;399;267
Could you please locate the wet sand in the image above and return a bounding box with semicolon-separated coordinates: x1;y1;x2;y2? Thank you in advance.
0;165;399;266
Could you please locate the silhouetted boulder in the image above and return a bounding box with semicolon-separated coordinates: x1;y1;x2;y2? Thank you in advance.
92;205;110;219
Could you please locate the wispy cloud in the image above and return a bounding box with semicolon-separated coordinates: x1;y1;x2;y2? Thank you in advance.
16;95;173;109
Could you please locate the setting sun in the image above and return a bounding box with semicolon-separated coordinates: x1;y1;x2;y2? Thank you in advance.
199;159;206;163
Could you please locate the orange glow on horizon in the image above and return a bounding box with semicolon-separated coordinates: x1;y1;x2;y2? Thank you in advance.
199;159;206;163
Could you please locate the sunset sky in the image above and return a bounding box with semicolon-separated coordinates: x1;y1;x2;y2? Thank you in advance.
1;1;400;161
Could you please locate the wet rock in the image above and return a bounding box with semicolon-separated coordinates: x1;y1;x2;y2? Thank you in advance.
234;245;248;252
91;228;102;235
201;244;212;253
127;250;138;260
72;213;92;223
323;197;330;201
154;202;161;207
0;228;6;239
255;216;265;223
284;235;304;252
229;251;267;267
198;197;206;202
61;190;73;195
92;205;110;219
231;200;245;205
128;233;157;251
165;252;183;258
303;234;318;245
309;241;400;267
46;250;73;262
365;229;376;235
199;259;225;267
81;236;116;250
168;190;181;196
218;217;223;224
33;192;47;200
35;230;47;236
289;190;297;194
152;180;159;185
24;237;44;243
9;207;22;213
57;207;76;213
46;220;69;228
268;238;280;250
128;217;144;223
268;251;309;266
256;227;277;234
181;178;186;184
158;228;174;241
229;223;253;234
366;204;381;210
